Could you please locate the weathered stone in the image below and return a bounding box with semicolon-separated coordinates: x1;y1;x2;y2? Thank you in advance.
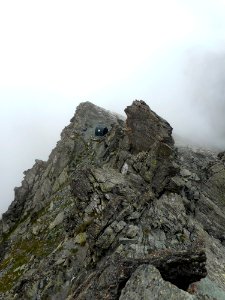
70;247;206;299
49;212;64;230
126;225;139;239
71;168;93;201
125;100;174;153
75;232;87;245
195;277;225;300
181;168;192;177
120;264;194;300
121;162;129;175
32;224;42;235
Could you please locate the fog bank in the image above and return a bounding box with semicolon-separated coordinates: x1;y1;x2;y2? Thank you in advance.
1;0;225;216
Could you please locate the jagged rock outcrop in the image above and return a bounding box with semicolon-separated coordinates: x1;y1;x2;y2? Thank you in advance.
125;100;174;153
0;100;225;299
70;247;206;299
120;265;194;300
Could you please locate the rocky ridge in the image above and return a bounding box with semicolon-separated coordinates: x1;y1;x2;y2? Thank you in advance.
0;100;225;299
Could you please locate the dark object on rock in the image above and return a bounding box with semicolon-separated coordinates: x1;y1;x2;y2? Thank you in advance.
218;151;225;161
150;247;207;291
71;247;207;299
95;125;109;136
120;265;196;300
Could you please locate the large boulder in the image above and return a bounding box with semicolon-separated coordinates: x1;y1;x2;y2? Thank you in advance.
120;265;194;300
125;100;174;153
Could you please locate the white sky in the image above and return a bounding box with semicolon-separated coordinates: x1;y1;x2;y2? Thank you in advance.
1;0;225;215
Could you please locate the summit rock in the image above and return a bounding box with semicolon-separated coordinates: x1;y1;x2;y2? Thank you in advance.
125;100;174;153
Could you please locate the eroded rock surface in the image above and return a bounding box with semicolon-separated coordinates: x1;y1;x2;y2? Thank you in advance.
120;265;194;300
0;100;224;299
125;100;174;153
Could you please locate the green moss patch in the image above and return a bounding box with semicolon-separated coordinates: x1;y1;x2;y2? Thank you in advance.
0;233;61;293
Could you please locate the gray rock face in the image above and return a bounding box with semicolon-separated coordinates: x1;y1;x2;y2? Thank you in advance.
125;100;174;153
120;265;194;300
65;245;206;299
0;100;225;299
70;101;125;140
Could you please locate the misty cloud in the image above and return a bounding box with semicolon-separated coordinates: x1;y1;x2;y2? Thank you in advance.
183;44;225;148
1;0;225;216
